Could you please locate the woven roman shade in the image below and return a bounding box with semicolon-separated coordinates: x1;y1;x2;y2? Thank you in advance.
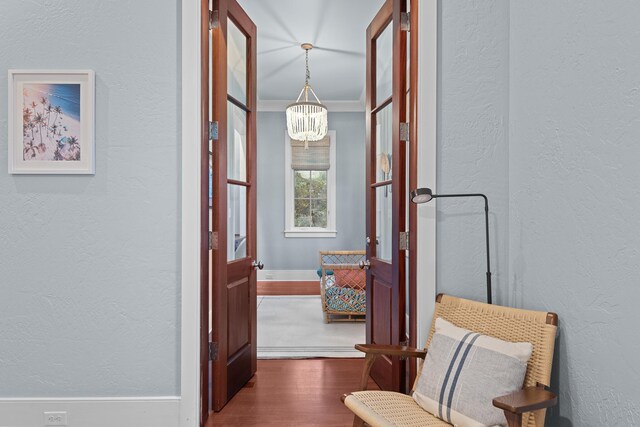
291;136;330;171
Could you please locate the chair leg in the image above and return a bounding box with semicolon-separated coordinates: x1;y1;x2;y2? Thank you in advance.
359;353;377;391
503;411;522;427
352;415;365;427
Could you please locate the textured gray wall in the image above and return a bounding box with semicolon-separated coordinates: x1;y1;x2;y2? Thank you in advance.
436;0;510;303
509;1;640;424
257;112;366;270
440;0;640;424
0;0;180;397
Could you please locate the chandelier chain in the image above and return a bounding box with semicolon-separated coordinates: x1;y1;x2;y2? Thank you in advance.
305;48;310;87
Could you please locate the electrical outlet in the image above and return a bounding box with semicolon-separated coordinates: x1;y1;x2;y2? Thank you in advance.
44;411;68;426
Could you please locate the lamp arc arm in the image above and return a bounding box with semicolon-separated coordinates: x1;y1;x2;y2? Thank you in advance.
428;192;492;304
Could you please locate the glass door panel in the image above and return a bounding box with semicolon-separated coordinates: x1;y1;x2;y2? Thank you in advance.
227;18;247;104
227;102;247;182
375;185;393;262
227;184;247;260
375;103;393;183
376;23;393;106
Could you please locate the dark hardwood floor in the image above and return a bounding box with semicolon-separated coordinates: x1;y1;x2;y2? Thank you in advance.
207;359;378;426
257;280;320;296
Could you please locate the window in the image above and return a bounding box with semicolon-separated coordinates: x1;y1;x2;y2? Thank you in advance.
294;170;327;228
285;130;336;238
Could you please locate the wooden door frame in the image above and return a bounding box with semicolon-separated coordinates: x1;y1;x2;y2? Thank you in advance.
179;1;438;426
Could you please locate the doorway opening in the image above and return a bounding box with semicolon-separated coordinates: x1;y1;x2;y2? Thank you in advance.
244;0;383;358
200;0;420;423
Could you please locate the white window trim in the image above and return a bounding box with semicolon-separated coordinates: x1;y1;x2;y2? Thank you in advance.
284;130;337;238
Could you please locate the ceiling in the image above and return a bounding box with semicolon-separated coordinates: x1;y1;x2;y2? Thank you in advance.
237;0;386;106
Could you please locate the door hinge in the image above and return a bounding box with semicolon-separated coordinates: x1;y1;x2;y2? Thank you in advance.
209;121;219;140
400;122;410;141
208;231;218;250
209;342;219;361
209;10;219;30
401;12;410;31
399;231;410;251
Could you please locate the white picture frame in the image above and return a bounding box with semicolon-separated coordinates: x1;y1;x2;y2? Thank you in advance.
8;69;95;174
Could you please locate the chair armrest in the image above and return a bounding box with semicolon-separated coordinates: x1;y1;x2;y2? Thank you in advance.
354;344;427;359
352;344;426;392
493;386;558;414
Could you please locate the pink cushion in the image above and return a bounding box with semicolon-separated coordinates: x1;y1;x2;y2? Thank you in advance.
334;270;366;289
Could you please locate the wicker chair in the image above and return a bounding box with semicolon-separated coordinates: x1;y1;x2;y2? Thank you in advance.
319;251;367;323
343;294;558;427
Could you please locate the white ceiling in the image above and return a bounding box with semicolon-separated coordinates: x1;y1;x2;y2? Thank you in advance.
237;0;386;104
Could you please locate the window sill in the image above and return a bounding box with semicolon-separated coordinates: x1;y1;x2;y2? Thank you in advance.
284;229;337;238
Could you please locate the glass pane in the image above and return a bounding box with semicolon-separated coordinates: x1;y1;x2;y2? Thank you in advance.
294;199;311;227
294;171;310;198
227;184;247;260
311;199;328;228
376;22;393;106
375;103;393;183
227;102;247;182
309;171;327;198
227;19;247;104
376;185;392;262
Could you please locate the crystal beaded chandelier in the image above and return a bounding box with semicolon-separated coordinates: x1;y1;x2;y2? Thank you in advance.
286;43;328;146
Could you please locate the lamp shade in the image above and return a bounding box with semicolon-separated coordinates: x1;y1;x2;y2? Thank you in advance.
286;101;328;142
410;187;434;204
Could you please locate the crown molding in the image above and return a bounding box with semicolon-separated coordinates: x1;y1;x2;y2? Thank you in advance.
257;99;365;112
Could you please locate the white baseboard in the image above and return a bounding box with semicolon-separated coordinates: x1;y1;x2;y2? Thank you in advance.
0;397;180;427
257;269;318;281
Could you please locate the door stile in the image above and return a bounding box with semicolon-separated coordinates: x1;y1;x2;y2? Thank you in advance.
391;0;408;393
407;0;419;387
364;13;374;360
210;0;229;412
245;7;258;377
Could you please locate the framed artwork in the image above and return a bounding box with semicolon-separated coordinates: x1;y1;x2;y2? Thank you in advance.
8;70;95;174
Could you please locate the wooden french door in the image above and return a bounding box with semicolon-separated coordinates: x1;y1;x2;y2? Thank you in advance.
201;0;258;422
364;0;409;393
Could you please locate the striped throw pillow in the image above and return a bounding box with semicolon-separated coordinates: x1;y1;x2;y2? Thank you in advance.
413;318;533;427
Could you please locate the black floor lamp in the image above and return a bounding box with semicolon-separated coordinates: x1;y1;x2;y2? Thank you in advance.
410;187;493;304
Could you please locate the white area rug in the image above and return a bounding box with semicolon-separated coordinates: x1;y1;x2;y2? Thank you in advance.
257;296;365;359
